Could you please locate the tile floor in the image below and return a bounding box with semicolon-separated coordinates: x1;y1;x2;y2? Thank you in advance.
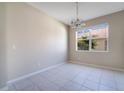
7;63;124;91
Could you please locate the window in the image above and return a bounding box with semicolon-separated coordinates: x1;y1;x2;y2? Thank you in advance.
76;23;109;52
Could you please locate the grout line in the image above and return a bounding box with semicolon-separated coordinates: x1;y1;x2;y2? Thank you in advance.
7;62;65;84
29;77;42;91
97;72;102;91
113;73;119;90
11;83;17;91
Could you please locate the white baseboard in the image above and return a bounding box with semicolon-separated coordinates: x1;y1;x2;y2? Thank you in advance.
7;62;65;84
68;60;124;72
0;86;8;91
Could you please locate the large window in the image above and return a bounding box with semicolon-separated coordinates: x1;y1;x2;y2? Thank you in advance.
76;23;109;52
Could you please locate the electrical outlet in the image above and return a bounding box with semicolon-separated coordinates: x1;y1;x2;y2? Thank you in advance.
38;62;41;67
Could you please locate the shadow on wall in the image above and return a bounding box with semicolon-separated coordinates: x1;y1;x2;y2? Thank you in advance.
0;3;7;89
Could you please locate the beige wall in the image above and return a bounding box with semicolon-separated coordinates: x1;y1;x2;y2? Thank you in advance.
6;3;68;80
0;3;7;88
69;10;124;70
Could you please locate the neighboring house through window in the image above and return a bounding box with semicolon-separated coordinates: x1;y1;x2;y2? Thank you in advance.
76;23;109;52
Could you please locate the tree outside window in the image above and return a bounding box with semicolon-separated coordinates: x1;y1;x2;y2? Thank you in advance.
76;23;108;51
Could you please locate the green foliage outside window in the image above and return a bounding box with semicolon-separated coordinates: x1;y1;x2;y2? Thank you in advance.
77;36;97;50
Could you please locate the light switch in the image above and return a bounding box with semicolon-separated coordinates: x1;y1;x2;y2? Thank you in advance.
12;44;16;50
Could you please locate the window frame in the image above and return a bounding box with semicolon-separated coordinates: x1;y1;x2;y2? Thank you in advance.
75;23;109;52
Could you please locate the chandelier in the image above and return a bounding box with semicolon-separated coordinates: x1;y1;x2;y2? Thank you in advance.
71;2;86;30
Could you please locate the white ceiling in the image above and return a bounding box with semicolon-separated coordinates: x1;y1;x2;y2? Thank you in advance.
28;2;124;25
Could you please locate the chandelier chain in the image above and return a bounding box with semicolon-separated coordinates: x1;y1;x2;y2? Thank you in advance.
76;2;79;19
71;2;86;30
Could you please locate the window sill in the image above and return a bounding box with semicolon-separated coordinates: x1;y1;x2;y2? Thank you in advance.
75;50;109;53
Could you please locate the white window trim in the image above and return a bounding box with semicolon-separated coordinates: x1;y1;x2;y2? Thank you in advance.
75;23;109;52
